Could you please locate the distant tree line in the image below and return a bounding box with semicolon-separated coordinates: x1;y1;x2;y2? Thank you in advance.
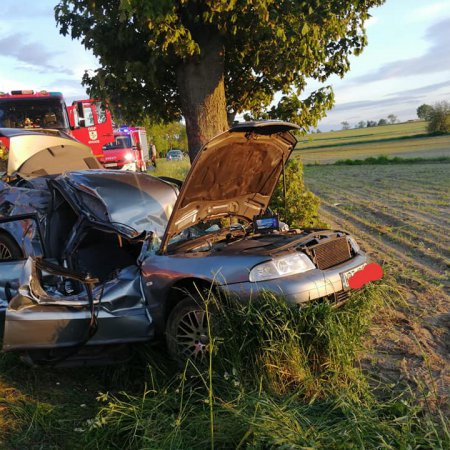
340;114;397;130
417;102;450;134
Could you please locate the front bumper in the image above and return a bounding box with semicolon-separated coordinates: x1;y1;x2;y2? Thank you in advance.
222;253;367;305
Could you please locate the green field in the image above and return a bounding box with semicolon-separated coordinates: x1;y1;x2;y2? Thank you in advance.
295;121;450;163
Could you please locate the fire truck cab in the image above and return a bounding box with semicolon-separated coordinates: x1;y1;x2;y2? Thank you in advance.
67;99;114;160
101;126;149;172
0;90;114;164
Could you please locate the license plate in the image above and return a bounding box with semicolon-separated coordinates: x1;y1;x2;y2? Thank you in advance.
104;163;117;168
341;264;366;289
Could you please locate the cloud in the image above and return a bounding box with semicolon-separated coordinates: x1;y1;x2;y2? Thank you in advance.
331;95;420;113
50;78;88;99
407;2;450;23
351;18;450;83
365;16;379;28
0;33;73;75
2;3;48;18
328;80;450;116
391;79;450;97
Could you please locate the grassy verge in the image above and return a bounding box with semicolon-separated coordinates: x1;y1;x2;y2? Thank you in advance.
66;282;448;449
149;158;191;179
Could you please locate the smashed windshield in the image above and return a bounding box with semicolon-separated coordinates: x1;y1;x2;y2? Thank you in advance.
0;97;69;130
168;219;248;248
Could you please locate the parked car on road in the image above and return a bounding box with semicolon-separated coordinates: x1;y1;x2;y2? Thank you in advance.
0;123;367;366
166;149;184;160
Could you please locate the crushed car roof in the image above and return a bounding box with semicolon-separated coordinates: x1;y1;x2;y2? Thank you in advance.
54;170;179;238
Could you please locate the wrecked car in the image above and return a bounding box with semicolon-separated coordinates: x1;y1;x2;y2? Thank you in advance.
0;123;367;365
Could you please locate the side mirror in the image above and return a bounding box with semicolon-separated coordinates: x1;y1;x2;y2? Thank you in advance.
78;118;86;128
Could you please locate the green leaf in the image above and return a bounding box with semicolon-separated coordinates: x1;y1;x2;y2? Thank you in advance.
301;22;309;36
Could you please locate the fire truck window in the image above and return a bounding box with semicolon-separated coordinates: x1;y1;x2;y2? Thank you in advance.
0;98;68;130
43;112;60;128
103;135;132;150
95;102;107;124
83;106;95;127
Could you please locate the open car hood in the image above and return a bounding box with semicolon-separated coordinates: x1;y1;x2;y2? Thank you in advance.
1;128;102;176
160;121;299;252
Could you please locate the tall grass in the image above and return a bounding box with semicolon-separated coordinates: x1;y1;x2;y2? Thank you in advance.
81;282;449;449
149;158;191;180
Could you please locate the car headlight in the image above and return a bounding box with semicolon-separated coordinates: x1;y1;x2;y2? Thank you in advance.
249;253;315;282
124;152;134;161
348;236;360;253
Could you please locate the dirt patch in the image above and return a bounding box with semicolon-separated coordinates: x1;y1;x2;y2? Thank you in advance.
305;163;450;408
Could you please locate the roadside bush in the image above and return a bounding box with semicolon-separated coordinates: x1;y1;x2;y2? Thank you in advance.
270;158;325;228
427;101;450;134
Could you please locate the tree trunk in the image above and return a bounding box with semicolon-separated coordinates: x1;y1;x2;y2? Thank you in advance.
176;33;228;162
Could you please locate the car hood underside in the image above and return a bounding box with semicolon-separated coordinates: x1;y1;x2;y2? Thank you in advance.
160;121;299;251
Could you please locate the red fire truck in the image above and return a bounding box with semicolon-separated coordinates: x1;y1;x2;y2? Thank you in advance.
0;90;114;162
101;126;149;172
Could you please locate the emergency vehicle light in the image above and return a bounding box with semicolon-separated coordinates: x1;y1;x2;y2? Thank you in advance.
11;90;34;95
49;92;63;96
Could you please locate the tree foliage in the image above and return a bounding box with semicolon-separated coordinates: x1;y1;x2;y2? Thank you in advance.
270;159;324;228
142;119;187;157
341;121;350;130
55;0;384;158
387;114;397;124
427;101;450;134
417;104;433;121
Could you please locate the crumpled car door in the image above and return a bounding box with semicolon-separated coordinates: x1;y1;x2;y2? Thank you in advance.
0;214;42;341
2;257;154;353
0;259;29;341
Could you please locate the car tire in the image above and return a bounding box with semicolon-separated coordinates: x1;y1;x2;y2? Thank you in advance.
166;296;211;365
0;233;22;260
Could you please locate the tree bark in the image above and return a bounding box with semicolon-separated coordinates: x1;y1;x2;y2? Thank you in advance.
176;33;228;162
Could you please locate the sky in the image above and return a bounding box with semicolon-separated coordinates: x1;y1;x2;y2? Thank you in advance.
0;0;449;131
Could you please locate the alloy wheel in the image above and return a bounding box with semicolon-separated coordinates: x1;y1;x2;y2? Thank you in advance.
0;242;13;260
176;309;209;360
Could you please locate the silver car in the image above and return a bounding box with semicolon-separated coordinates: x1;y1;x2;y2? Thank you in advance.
166;149;184;160
0;123;367;365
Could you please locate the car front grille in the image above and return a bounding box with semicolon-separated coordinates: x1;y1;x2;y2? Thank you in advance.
310;236;352;270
